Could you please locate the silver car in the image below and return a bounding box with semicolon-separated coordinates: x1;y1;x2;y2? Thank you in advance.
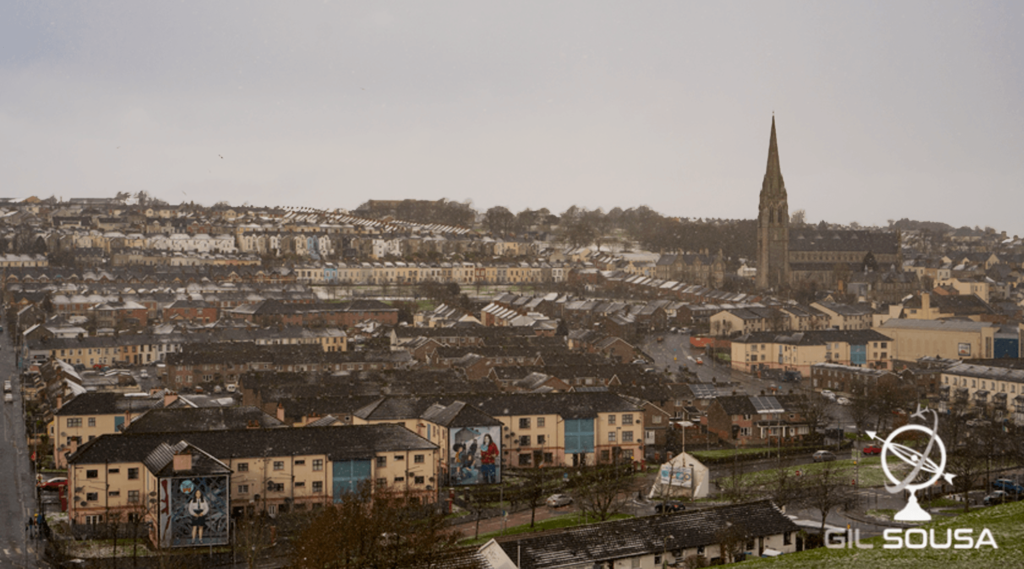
546;493;573;507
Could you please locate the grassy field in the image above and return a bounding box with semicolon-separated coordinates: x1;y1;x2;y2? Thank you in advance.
728;456;891;488
691;447;817;461
742;499;1024;568
458;513;633;546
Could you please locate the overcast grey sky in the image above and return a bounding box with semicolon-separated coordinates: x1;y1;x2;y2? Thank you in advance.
2;1;1022;234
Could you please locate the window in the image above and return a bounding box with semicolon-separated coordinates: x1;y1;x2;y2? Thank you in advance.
85;514;102;525
88;418;96;427
312;481;323;493
108;468;119;474
607;415;616;425
608;432;617;443
108;491;120;497
622;431;634;442
536;417;545;428
128;490;140;503
415;476;425;485
86;492;98;501
653;415;662;424
518;453;531;466
537;435;546;445
600;450;610;462
414;454;424;464
294;482;305;488
519;418;531;429
237;462;249;472
67;418;82;428
376;478;387;487
394;476;404;483
394;455;404;461
784;532;792;545
312;459;323;471
377;456;387;467
743;414;752;420
544;452;553;464
519;435;531;446
86;470;98;479
622;414;633;425
295;460;305;466
273;461;284;471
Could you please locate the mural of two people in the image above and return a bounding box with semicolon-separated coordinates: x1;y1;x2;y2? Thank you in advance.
450;426;501;485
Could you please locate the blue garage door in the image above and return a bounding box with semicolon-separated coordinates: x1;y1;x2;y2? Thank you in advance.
564;419;594;454
850;344;866;365
332;460;371;500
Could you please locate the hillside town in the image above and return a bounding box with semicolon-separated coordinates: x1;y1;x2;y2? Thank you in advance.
2;123;1024;567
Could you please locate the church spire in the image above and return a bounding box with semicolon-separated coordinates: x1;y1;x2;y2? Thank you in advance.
761;115;786;199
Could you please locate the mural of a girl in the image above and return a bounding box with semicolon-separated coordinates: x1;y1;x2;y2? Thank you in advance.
479;433;499;484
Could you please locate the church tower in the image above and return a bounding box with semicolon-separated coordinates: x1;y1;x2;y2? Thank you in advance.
756;116;789;289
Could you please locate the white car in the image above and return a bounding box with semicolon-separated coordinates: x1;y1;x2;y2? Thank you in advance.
546;494;573;507
820;390;836;400
836;397;851;406
4;393;12;404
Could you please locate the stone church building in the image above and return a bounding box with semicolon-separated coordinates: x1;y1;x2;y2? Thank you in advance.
756;117;901;290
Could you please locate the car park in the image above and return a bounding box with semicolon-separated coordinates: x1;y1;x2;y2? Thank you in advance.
654;500;687;513
862;445;882;456
812;450;837;462
546;494;573;507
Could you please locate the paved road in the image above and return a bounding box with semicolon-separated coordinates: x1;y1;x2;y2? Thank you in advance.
0;331;45;567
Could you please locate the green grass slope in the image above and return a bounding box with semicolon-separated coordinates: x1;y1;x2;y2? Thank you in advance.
745;500;1024;568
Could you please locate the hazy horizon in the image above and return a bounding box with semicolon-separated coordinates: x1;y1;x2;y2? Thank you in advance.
3;2;1022;235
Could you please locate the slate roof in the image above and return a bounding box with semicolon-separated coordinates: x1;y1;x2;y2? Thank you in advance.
68;424;436;465
733;329;892;345
55;392;163;417
496;500;798;569
789;227;899;253
124;406;284;433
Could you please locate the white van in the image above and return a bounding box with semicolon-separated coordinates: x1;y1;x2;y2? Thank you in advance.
3;381;11;393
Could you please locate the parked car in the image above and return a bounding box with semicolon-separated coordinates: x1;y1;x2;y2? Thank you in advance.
3;381;11;393
654;500;687;513
820;390;836;400
984;491;1011;506
991;479;1024;495
862;445;882;456
546;494;573;507
812;450;837;462
695;357;704;365
38;477;68;491
139;370;149;379
3;393;12;404
92;364;105;370
836;397;851;406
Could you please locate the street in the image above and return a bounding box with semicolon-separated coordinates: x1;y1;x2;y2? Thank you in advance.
0;331;45;567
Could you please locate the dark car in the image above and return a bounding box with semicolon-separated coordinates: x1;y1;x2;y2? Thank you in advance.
991;479;1024;495
812;450;837;462
654;500;687;513
984;491;1010;506
862;446;882;456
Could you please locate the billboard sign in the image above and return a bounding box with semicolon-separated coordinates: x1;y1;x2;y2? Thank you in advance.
158;475;230;548
449;425;501;485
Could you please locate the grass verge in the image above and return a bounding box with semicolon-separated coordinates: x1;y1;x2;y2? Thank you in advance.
458;513;633;546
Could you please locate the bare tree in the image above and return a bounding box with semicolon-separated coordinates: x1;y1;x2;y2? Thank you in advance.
571;463;635;522
795;460;857;538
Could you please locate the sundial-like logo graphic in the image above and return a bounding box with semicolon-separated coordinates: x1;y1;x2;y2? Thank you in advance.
866;404;955;522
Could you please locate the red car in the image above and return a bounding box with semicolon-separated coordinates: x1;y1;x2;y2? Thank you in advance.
862;446;882;456
38;477;68;491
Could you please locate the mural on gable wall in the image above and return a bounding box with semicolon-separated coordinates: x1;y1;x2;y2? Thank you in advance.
449;425;501;485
